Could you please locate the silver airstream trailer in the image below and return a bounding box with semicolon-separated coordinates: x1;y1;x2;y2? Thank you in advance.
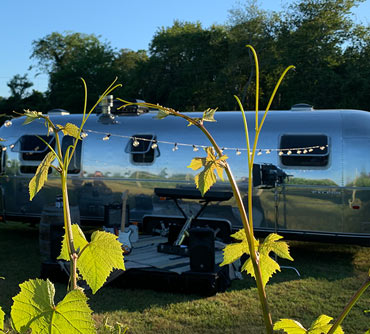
1;102;370;245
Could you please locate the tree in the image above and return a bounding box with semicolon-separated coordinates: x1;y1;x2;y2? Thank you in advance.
275;0;366;109
133;21;230;111
31;32;118;112
7;74;33;99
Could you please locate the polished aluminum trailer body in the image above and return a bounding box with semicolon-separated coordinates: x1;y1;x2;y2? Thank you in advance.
1;107;370;244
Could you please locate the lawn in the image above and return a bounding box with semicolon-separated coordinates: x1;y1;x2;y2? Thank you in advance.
0;221;369;333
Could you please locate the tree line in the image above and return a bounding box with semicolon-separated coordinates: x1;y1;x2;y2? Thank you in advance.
1;0;369;116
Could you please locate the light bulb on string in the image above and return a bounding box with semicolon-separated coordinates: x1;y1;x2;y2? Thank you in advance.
303;149;308;154
266;149;271;154
297;150;302;154
279;151;284;156
10;144;14;149
192;145;199;152
257;150;262;156
172;143;178;151
151;141;158;149
103;134;111;141
2;147;6;151
4;120;12;128
81;132;88;139
287;150;292;155
236;149;241;156
133;138;140;147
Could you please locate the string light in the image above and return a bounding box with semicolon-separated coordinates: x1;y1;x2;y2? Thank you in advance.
132;138;140;147
2;147;6;151
84;128;329;157
4;120;12;128
151;141;158;149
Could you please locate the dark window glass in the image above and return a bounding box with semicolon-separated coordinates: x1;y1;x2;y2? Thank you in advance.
62;136;82;174
125;134;159;163
280;135;329;167
19;135;55;161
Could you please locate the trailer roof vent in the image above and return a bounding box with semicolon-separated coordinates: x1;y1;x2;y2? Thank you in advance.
290;103;314;111
48;109;70;115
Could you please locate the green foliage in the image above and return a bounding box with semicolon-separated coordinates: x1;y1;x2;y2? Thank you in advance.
274;315;344;334
221;231;293;287
22;110;43;125
187;108;217;126
102;318;129;334
0;306;4;333
31;32;119;113
11;278;95;334
56;123;81;139
29;151;56;200
7;74;33;99
58;225;125;294
187;146;228;195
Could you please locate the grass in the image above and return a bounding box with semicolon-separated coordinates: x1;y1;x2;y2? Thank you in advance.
0;221;369;333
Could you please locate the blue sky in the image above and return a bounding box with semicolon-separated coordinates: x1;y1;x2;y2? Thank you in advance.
0;0;369;98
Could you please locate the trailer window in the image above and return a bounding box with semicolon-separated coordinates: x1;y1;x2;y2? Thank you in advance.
62;136;82;174
280;135;329;167
18;135;55;161
125;134;160;164
13;135;55;174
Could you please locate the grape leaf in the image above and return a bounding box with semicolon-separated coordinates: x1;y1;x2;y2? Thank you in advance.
273;318;306;334
273;315;344;334
202;108;217;122
260;233;293;261
220;228;259;266
29;151;56;201
23;110;43;125
221;232;292;287
77;231;125;294
58;224;89;261
156;109;170;119
309;315;343;334
242;253;281;287
187;108;217;126
11;278;95;334
220;242;249;266
0;306;4;333
187;147;228;195
57;123;81;139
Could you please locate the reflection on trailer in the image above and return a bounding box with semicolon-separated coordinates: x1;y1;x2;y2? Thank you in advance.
1;102;370;245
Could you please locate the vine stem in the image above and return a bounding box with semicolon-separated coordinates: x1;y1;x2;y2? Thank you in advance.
327;276;370;334
61;169;78;290
169;111;274;334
